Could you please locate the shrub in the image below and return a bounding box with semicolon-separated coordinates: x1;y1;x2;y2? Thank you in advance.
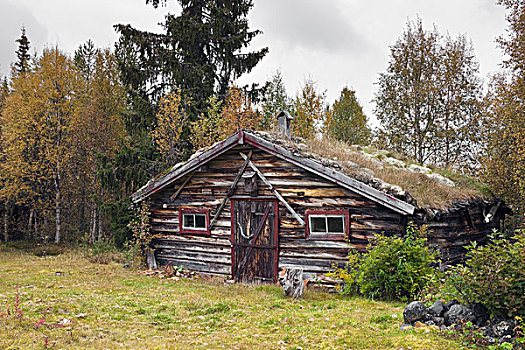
445;231;525;318
329;223;438;301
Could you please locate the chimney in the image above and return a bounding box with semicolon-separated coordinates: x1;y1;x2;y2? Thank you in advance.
276;110;293;137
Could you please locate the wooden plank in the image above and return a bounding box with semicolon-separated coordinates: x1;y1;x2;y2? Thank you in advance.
234;205;271;279
210;150;252;229
169;171;195;202
240;152;305;226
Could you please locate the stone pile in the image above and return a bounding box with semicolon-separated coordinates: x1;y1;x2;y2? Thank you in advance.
402;300;521;345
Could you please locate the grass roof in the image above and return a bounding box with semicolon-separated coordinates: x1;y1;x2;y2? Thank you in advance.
257;130;492;210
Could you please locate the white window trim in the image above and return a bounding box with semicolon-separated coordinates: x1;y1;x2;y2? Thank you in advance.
308;214;347;235
181;212;208;231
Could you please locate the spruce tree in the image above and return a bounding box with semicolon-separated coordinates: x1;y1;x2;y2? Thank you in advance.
114;0;268;124
14;27;31;74
326;87;371;145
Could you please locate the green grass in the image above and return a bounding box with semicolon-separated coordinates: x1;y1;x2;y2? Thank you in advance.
0;247;464;349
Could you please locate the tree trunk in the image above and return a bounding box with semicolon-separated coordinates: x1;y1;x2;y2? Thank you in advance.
55;186;61;244
279;268;305;298
3;204;8;243
97;207;103;241
90;206;97;243
28;208;34;239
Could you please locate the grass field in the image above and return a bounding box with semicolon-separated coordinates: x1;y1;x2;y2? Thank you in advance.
0;247;464;349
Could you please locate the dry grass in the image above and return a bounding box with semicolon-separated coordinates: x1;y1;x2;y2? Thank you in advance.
298;136;487;209
0;247;464;349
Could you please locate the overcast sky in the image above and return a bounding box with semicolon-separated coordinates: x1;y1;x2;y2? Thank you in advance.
0;0;508;124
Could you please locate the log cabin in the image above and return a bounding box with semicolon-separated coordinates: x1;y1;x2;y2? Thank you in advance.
131;112;507;284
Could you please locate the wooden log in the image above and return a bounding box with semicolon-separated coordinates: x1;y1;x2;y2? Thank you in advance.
240;152;305;226
170;171;195;202
210;150;253;229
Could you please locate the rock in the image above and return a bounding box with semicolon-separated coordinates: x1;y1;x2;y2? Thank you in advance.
426;173;455;187
486;336;497;344
425;320;436;327
498;335;513;344
400;324;413;331
414;321;426;328
403;301;427;324
428;300;445;317
384;157;405;168
343;161;359;169
443;299;459;311
444;304;476;326
432;316;445;326
493;320;515;338
470;302;489;326
359;168;375;177
408;163;432;174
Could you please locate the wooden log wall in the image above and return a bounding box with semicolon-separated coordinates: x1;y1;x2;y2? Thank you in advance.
418;206;502;265
148;144;500;280
148;145;407;280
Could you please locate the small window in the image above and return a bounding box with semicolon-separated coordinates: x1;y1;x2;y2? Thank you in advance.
179;209;210;235
306;210;349;240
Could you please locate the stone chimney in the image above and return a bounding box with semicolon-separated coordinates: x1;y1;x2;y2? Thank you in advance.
276;110;293;137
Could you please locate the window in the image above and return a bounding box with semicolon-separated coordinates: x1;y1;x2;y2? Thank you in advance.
179;208;210;235
305;210;350;240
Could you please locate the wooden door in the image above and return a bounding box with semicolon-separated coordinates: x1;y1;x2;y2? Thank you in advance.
231;198;278;283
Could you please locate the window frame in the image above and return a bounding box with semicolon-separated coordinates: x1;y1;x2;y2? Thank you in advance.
179;208;211;235
305;210;350;240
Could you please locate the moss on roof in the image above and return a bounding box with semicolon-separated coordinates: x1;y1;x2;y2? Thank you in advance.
252;130;492;211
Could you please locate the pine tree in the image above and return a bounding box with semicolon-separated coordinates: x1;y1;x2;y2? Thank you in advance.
114;0;268;121
325;87;371;145
261;70;293;130
14;27;31;74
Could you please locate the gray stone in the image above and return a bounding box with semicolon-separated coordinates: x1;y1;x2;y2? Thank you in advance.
408;163;432;174
425;320;436;326
470;302;489;326
403;301;427;324
428;300;445;317
493;320;515;338
443;304;476;326
444;299;459;311
400;324;414;331
384;157;405;168
426;173;455;187
343;160;359;169
498;335;513;344
432;316;445;326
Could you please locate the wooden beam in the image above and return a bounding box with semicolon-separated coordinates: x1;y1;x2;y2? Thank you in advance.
209;150;253;229
240;152;305;226
169;171;195;202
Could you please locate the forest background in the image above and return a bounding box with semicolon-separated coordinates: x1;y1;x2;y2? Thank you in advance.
0;0;524;247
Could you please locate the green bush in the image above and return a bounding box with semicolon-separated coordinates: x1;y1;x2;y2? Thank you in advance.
329;223;438;301
445;231;525;318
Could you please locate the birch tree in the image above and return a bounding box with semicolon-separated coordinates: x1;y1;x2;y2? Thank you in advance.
375;18;482;167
